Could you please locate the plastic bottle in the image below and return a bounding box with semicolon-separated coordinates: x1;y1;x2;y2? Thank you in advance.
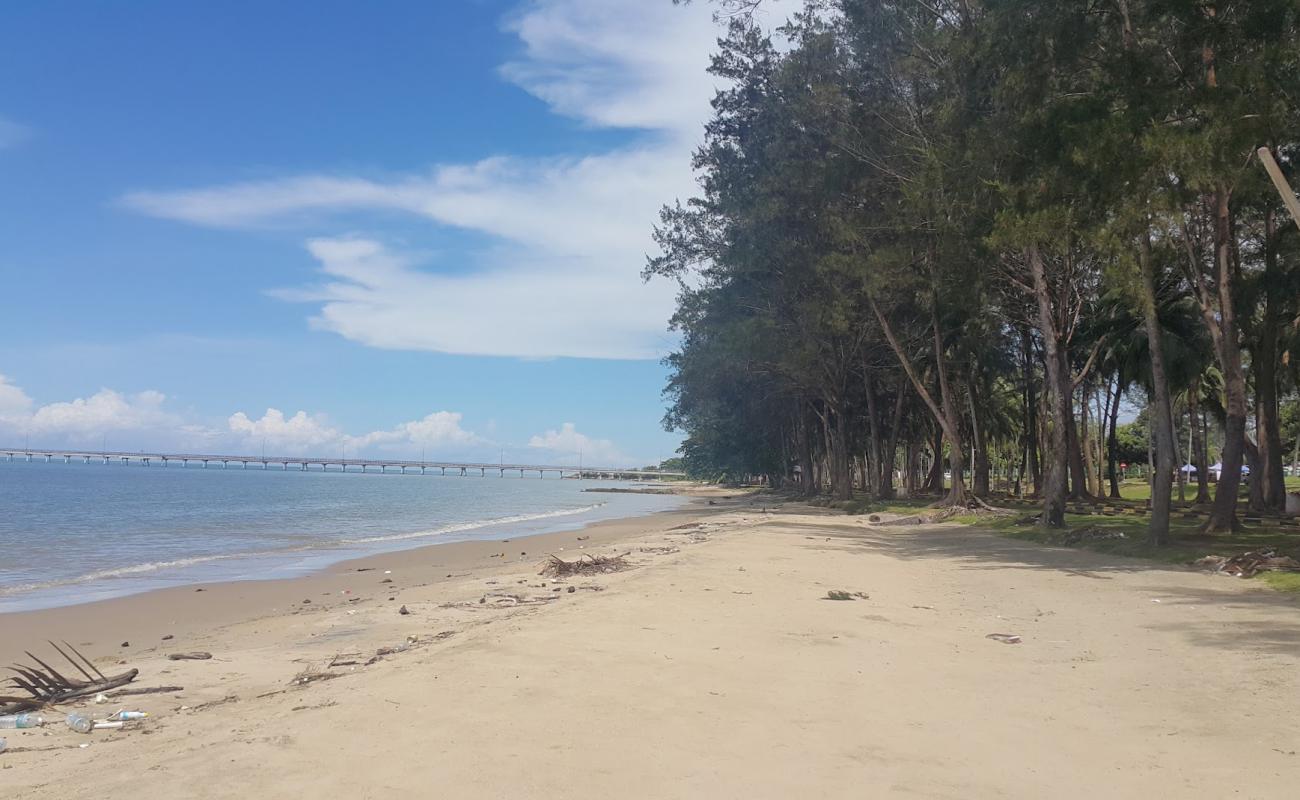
110;711;148;721
0;713;45;729
65;713;93;734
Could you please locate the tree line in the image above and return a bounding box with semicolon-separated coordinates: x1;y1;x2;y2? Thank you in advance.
649;0;1300;543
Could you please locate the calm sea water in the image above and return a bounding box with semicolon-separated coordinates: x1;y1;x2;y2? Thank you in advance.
0;459;684;612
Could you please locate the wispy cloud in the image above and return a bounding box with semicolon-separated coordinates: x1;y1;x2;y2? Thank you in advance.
0;116;31;149
117;0;729;360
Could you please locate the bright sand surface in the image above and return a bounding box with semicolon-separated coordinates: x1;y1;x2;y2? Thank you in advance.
2;493;1299;798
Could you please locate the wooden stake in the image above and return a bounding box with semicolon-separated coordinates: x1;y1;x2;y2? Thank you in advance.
1257;146;1300;232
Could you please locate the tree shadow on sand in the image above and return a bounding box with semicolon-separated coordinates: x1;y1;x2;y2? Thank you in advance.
778;519;1300;655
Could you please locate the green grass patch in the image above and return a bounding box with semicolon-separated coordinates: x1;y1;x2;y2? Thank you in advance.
968;509;1300;592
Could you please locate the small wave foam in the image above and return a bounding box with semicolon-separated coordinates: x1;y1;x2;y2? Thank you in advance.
0;502;608;599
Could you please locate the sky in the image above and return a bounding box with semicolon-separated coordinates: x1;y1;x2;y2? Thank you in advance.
0;0;762;467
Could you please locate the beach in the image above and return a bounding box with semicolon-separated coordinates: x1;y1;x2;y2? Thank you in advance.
3;493;1299;798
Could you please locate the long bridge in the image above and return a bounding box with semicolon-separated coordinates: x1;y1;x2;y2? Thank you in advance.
1;448;685;481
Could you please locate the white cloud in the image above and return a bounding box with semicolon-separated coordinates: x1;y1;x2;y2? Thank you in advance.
0;380;207;449
528;422;633;467
279;236;676;359
116;0;738;360
499;0;719;134
227;408;343;451
0;375;484;457
0;374;34;417
0;116;30;149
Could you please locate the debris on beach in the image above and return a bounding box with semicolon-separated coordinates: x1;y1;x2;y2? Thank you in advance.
290;667;341;688
986;633;1022;644
1053;526;1127;546
1192;549;1300;578
1;643;139;715
167;652;213;661
398;605;411;615
824;590;869;601
539;552;632;578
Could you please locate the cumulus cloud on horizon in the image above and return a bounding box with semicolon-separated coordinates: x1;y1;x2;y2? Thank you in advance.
116;0;732;361
0;375;639;465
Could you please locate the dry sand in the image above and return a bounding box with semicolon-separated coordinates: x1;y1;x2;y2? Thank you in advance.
3;496;1298;798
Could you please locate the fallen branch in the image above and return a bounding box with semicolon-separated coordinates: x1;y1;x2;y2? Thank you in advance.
3;641;138;714
167;652;213;661
539;552;631;578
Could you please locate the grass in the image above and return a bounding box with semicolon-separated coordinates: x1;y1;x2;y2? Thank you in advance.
971;508;1300;592
809;482;1300;593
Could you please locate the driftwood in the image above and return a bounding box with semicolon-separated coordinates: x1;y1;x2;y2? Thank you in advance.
167;652;213;661
539;552;631;578
2;641;138;714
110;685;184;698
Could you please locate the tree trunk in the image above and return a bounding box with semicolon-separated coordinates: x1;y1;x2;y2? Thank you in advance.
1256;203;1286;511
1028;245;1068;527
969;379;991;497
924;426;944;493
864;371;884;498
1080;384;1096;497
1107;373;1122;498
1204;185;1246;534
1065;375;1091;500
1022;329;1041;497
879;379;905;500
1189;381;1211;503
1139;234;1176;545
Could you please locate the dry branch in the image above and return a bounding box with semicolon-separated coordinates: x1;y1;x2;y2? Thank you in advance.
3;642;138;714
538;552;632;578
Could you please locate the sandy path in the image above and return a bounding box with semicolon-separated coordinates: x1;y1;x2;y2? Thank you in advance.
3;509;1298;798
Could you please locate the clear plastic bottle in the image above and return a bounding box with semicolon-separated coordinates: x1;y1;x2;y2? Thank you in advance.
0;713;45;729
110;710;148;721
65;713;93;734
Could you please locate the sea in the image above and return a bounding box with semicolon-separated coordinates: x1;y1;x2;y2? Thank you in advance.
0;459;685;613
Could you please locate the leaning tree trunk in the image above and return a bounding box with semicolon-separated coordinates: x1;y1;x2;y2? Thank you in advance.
870;291;968;507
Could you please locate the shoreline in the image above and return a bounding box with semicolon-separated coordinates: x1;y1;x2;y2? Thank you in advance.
0;487;725;667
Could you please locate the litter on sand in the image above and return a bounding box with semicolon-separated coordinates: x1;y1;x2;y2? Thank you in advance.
1192;549;1300;578
986;633;1022;644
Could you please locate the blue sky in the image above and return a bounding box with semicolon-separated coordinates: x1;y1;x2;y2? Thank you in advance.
0;0;742;466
